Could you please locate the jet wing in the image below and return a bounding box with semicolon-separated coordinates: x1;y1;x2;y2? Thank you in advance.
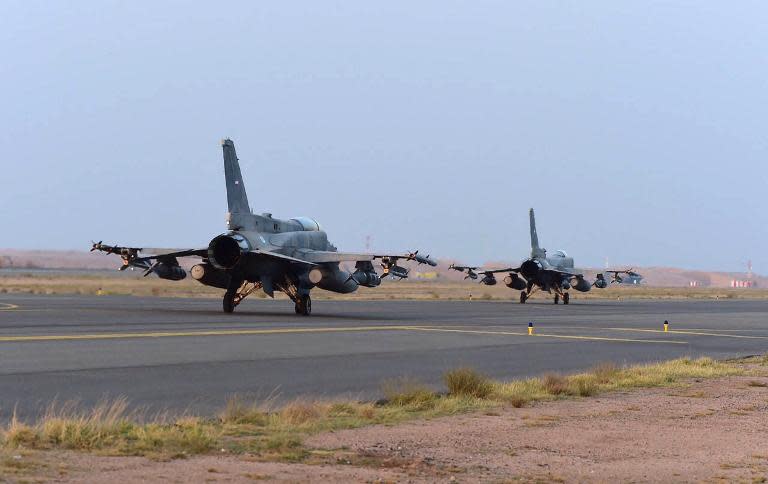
476;267;519;275
91;242;207;271
299;250;437;266
92;242;318;270
448;264;480;272
450;264;518;275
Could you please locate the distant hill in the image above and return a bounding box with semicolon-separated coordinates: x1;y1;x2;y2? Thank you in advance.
0;250;762;288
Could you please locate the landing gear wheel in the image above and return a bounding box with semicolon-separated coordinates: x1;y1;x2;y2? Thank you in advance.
223;292;236;313
554;294;560;304
520;292;527;304
295;295;312;316
563;293;570;305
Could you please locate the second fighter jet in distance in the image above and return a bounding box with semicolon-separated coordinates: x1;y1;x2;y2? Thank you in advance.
92;139;435;316
450;208;610;304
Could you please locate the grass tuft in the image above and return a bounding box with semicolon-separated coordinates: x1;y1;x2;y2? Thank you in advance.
219;395;269;426
591;362;620;383
381;377;438;409
541;373;570;395
443;368;493;398
279;400;323;426
4;412;40;449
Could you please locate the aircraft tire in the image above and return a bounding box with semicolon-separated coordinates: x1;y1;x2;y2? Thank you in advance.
223;293;236;313
299;295;312;316
554;294;559;304
563;293;570;305
520;292;527;304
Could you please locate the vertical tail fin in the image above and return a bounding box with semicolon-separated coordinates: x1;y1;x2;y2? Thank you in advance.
529;208;545;258
222;139;250;214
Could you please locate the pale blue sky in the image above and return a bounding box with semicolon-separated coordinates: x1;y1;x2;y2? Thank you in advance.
1;1;766;271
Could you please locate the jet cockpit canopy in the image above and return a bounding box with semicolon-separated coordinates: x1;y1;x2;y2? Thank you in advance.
291;217;322;232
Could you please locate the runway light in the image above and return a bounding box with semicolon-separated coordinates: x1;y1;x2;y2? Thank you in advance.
664;320;669;332
528;322;534;335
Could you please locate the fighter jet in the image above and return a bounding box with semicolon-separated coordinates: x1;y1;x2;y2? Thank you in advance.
606;269;644;285
450;208;608;304
92;139;435;315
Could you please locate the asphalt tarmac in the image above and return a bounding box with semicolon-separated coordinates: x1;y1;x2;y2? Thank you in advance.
1;294;767;419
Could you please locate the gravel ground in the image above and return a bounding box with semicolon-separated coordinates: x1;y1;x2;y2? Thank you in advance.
16;374;768;483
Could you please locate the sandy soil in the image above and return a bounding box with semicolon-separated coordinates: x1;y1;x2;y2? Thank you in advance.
13;375;768;483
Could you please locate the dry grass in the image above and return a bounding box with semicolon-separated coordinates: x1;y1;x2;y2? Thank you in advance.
3;272;768;301
381;377;438;409
444;368;493;398
219;395;271;426
493;357;742;407
2;399;217;458
0;357;749;461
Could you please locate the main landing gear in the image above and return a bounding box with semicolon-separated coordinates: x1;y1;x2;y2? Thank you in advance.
520;288;570;305
223;280;262;314
294;294;312;316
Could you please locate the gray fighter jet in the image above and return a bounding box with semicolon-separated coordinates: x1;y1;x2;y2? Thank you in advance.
450;208;608;304
92;139;435;315
606;269;644;285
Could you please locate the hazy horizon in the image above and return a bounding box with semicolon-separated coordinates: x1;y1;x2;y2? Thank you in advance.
1;2;766;272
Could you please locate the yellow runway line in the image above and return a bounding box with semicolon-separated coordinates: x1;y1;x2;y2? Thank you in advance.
0;325;423;343
606;327;768;340
408;327;688;344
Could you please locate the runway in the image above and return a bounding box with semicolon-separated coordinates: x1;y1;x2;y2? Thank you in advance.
1;294;767;419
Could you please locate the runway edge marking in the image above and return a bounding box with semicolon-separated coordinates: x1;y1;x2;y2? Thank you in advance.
0;325;429;342
408;327;688;345
606;327;768;340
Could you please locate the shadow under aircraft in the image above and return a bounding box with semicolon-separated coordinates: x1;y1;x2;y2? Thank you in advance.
450;208;610;304
92;139;435;316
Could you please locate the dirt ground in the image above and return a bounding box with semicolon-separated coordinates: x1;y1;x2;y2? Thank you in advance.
4;271;768;302
8;375;768;483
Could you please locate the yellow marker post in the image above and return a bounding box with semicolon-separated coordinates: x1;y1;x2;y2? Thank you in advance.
528;322;534;335
664;320;669;332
